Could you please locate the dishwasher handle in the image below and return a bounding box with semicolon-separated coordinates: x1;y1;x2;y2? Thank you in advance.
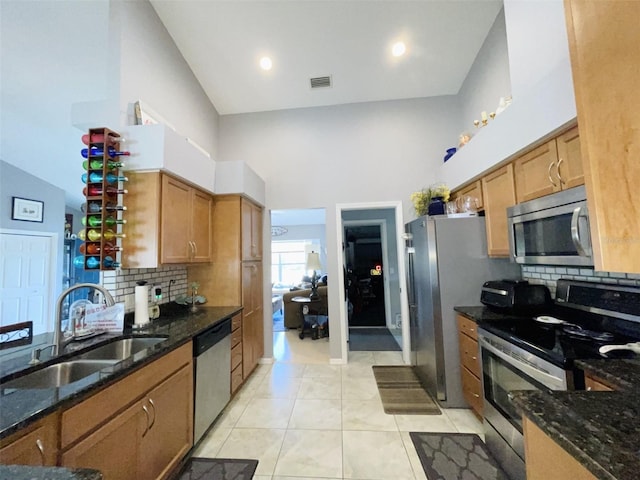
193;317;232;356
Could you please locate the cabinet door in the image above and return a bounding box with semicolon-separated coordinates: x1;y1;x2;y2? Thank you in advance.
555;126;584;190
61;400;144;480
0;415;58;466
514;140;560;203
584;375;613;392
191;189;213;263
565;0;640;273
457;181;484;210
140;365;193;480
242;199;262;261
160;175;192;264
242;261;263;378
482;164;516;257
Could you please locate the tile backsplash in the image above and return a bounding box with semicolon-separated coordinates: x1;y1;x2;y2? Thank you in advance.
102;265;188;312
521;265;640;298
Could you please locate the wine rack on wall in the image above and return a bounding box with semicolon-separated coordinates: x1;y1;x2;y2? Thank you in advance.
78;127;129;271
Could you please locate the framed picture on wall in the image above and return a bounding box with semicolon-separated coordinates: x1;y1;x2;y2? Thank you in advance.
11;197;44;223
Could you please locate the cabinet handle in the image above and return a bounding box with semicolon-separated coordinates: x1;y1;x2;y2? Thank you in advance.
193;242;197;257
472;356;477;360
35;438;45;465
142;405;151;437
556;158;566;185
473;393;480;398
148;398;157;430
547;161;558;187
586;386;593;391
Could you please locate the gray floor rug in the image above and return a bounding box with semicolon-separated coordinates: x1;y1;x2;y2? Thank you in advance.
349;327;401;351
372;366;441;415
177;458;258;480
410;432;510;480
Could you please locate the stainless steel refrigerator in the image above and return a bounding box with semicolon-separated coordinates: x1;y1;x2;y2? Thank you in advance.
405;215;520;408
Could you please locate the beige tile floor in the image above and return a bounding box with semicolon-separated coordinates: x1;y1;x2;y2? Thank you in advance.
192;329;484;479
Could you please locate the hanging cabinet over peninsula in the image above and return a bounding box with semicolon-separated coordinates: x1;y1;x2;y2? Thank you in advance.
564;0;640;273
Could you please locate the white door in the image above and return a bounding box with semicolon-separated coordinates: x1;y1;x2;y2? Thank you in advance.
0;231;55;335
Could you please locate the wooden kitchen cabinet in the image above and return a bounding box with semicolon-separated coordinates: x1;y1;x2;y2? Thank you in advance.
451;180;483;211
188;195;264;388
242;261;264;379
457;314;483;418
514;126;583;203
230;313;243;395
123;172;212;268
481;164;516;257
60;343;193;480
0;414;58;467
524;417;597;480
242;198;263;261
584;374;614;392
564;0;640;273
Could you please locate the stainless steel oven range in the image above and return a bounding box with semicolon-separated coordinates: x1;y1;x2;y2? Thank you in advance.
478;279;640;480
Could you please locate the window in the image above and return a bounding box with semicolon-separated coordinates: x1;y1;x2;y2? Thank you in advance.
272;240;320;286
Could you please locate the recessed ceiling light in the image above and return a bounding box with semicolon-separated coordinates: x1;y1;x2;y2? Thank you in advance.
392;42;406;57
259;56;272;71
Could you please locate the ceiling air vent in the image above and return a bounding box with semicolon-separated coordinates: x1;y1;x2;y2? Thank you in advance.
310;75;332;89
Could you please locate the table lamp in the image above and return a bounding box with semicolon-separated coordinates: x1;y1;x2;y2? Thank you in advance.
306;252;322;301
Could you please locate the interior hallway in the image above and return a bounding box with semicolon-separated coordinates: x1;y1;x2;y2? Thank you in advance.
192;330;484;479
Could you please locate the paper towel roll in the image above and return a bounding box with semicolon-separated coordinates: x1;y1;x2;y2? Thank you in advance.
134;281;150;326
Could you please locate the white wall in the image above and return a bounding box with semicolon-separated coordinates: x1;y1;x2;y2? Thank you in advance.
441;0;576;190
115;0;219;159
457;8;511;135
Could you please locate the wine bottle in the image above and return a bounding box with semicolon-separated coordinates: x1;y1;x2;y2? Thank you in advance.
102;255;120;268
83;185;128;197
82;215;127;227
81;146;130;158
81;202;127;213
80;242;123;255
81;133;125;146
81;172;128;184
82;159;125;171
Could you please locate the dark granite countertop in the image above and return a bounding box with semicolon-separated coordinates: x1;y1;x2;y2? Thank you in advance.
575;358;640;392
511;389;640;480
0;465;102;480
454;305;527;323
0;305;241;440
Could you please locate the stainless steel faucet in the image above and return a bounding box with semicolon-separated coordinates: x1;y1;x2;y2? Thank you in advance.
52;283;116;356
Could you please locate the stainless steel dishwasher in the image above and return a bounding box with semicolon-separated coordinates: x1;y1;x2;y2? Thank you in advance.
193;317;231;444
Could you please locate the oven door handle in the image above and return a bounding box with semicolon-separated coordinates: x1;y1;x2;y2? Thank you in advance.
479;336;567;390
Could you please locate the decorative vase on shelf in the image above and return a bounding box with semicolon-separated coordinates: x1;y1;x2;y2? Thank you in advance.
427;196;446;216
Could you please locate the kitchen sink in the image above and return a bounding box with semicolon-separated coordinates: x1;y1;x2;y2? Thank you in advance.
77;337;167;361
1;360;118;389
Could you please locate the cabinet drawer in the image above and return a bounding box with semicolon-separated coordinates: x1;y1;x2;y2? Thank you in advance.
585;375;614;391
461;366;483;418
459;332;481;378
231;314;242;332
231;365;243;394
231;342;242;371
231;327;242;348
457;315;478;340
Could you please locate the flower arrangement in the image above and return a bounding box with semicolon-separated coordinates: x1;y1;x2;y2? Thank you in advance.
410;183;451;216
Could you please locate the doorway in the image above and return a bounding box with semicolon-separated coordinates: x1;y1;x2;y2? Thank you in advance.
337;203;410;362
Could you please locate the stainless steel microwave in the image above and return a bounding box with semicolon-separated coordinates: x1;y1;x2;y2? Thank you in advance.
507;186;593;266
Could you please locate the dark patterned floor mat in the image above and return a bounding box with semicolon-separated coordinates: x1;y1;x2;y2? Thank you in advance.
177;458;258;480
409;432;509;480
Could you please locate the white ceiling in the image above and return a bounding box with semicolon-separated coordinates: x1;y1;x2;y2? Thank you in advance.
150;0;503;115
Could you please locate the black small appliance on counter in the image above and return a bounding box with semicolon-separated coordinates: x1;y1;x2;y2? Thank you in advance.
480;279;551;314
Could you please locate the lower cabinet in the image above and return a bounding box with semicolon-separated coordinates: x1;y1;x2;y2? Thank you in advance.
457;314;483;418
584;374;614;392
0;414;58;466
60;343;193;480
523;417;597;480
230;313;243;395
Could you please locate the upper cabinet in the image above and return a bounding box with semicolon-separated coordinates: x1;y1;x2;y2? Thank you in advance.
514;126;583;203
564;0;640;273
123;172;212;268
242;198;263;261
482;164;516;257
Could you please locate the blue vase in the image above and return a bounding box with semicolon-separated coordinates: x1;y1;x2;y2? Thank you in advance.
427;196;446;216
